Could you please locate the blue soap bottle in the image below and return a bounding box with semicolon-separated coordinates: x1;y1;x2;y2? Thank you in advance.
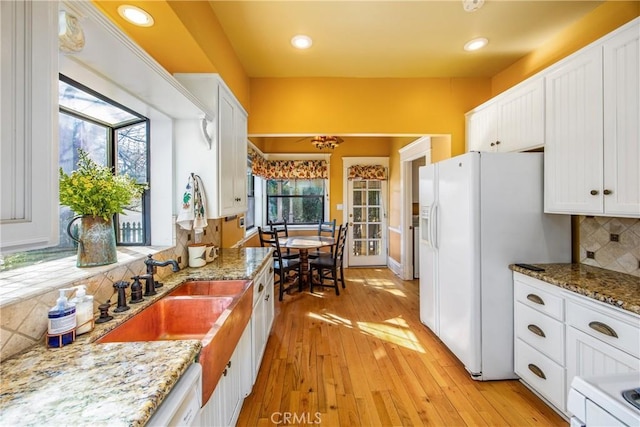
47;288;76;348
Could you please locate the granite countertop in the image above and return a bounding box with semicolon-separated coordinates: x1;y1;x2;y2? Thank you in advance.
510;263;640;316
0;247;272;427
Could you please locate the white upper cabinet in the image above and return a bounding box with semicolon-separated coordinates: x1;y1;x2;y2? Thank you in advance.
545;19;639;217
466;101;497;152
0;1;59;253
602;23;640;217
174;74;248;218
466;76;544;153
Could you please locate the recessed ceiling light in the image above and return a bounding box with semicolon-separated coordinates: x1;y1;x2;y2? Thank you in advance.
117;5;154;27
291;35;313;50
464;37;488;52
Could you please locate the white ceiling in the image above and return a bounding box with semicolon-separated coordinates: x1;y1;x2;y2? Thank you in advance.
208;0;604;78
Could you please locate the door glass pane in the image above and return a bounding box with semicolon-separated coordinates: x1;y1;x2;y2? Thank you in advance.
368;207;380;222
353;223;364;238
369;240;380;255
353;207;363;222
353;190;363;206
368;224;381;239
353;240;365;256
368;190;380;205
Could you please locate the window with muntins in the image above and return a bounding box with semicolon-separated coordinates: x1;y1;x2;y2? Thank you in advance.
267;179;325;225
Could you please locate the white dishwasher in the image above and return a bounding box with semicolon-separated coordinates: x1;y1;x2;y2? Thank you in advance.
568;372;640;427
147;363;202;427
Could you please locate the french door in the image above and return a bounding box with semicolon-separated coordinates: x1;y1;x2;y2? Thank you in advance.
347;179;387;266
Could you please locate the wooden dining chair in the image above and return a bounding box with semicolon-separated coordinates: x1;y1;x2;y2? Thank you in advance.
268;219;299;260
258;227;302;301
308;219;337;259
309;223;348;295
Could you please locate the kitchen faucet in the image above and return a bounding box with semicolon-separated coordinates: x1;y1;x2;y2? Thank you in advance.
143;254;180;292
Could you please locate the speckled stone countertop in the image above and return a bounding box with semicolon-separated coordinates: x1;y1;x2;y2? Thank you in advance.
0;247;272;427
510;263;640;316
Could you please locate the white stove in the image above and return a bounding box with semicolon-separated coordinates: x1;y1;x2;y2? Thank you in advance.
568;372;640;427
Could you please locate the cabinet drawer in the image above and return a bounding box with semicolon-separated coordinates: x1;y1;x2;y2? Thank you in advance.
514;274;564;321
253;265;270;306
566;299;640;358
515;301;565;365
515;339;566;412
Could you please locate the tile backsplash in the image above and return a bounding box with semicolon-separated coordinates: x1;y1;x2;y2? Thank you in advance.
0;219;221;361
579;216;640;277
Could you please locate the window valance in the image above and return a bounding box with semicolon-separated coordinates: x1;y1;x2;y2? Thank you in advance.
248;147;328;180
347;164;388;180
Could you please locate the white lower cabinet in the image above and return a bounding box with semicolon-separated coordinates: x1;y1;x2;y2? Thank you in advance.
200;323;252;427
199;261;275;427
251;263;275;386
513;272;640;416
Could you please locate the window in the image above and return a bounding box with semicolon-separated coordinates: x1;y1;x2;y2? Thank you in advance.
267;179;325;225
246;158;255;230
0;76;150;271
59;75;150;246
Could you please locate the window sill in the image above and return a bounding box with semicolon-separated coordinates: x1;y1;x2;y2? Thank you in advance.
0;246;172;308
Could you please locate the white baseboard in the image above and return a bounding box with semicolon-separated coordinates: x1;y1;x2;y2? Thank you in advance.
387;257;403;278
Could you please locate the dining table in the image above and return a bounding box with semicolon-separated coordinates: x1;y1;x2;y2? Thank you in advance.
279;235;336;289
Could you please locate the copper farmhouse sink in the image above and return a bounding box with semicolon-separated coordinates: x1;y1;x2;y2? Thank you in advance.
97;280;253;405
168;280;251;297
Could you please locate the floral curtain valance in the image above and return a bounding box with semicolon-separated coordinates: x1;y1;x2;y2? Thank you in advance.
248;147;328;180
348;164;388;181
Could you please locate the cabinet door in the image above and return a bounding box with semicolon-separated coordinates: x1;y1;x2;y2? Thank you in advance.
566;326;640;393
251;289;266;385
0;1;59;252
497;77;544;152
264;267;275;335
544;46;603;214
466;102;497;152
233;108;248;213
218;86;237;217
603;24;640;217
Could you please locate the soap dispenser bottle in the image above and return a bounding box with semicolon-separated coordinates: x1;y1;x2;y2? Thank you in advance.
47;288;76;348
70;285;94;335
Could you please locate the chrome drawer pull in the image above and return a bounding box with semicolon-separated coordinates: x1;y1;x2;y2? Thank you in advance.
528;363;546;380
527;324;546;338
589;321;618;338
526;294;545;305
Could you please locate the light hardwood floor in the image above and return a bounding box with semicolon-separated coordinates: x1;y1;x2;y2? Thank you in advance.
237;268;567;426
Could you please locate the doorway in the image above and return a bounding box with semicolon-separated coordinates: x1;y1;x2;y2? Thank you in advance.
342;157;389;267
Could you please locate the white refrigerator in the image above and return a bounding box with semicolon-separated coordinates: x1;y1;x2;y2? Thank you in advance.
418;151;571;380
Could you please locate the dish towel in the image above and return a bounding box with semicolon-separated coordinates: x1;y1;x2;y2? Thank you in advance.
176;174;208;234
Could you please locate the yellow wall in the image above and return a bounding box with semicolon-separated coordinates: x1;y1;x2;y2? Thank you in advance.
492;2;639;95
221;215;245;248
250;78;490;157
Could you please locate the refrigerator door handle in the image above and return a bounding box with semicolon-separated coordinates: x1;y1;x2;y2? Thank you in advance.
430;204;438;249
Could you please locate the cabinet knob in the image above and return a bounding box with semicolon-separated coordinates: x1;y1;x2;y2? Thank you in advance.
490;142;495;147
590;190;599;195
603;189;612;195
258;283;264;293
495;140;501;145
